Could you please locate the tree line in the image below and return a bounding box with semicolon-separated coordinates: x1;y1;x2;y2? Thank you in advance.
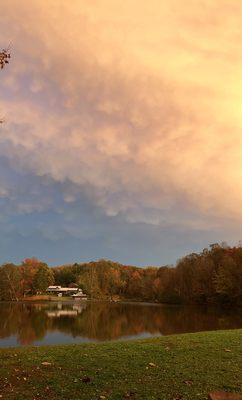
0;243;241;304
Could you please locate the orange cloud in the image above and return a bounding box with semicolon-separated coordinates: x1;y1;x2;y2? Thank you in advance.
1;0;242;228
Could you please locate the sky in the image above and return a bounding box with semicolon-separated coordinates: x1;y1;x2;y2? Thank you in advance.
0;0;242;266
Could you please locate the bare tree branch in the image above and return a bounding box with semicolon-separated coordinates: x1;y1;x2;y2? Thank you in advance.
0;46;11;123
0;48;11;69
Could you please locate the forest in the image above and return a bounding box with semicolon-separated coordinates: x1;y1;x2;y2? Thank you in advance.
0;243;241;305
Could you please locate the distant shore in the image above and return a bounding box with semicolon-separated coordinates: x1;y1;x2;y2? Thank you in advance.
2;295;242;310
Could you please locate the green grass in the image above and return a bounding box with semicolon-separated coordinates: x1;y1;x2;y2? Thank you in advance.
0;330;241;400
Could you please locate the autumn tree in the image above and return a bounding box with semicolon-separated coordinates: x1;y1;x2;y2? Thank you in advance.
0;264;21;301
20;258;53;296
33;263;54;293
213;254;242;303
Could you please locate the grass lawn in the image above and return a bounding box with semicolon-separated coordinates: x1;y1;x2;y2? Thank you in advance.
0;330;241;400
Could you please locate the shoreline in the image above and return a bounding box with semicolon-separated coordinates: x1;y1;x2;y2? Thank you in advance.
1;296;241;310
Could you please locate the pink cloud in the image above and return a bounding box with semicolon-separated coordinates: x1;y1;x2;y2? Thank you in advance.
0;0;242;228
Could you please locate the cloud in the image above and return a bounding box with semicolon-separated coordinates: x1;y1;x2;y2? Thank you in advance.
1;0;242;234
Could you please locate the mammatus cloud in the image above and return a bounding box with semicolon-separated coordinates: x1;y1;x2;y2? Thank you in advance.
1;0;242;241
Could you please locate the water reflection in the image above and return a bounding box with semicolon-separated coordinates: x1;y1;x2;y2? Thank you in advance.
0;301;241;347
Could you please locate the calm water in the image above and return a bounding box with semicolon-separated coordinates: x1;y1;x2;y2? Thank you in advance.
0;301;241;347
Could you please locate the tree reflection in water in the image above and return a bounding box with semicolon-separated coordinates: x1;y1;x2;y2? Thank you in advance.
0;301;241;346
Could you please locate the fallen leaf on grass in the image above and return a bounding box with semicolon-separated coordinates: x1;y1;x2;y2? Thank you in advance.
123;391;136;398
148;362;156;367
183;380;193;386
82;376;91;383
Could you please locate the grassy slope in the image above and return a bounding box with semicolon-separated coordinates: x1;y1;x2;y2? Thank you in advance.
0;330;241;400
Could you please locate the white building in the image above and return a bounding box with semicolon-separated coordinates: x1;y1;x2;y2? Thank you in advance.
71;289;87;300
46;286;79;295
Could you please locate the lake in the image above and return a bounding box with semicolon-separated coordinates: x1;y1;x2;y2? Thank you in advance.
0;301;241;347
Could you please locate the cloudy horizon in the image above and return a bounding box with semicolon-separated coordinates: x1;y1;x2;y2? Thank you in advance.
0;1;242;266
